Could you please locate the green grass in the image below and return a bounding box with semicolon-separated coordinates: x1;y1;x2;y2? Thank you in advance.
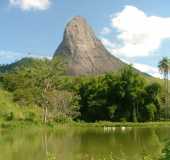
68;121;170;128
0;89;43;124
1;118;170;131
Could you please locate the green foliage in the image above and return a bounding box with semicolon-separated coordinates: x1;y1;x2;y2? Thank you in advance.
0;57;80;124
0;57;164;123
5;112;14;121
77;66;161;122
25;112;37;122
0;57;66;105
54;113;73;123
43;89;80;122
145;103;157;121
160;140;170;160
0;89;43;123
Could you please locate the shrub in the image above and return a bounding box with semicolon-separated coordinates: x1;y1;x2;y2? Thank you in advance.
4;112;14;121
25;111;36;122
54;113;72;123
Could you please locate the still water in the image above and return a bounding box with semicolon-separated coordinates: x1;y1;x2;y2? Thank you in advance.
0;126;170;160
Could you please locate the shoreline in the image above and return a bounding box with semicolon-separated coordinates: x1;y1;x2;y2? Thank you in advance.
1;121;170;130
71;121;170;128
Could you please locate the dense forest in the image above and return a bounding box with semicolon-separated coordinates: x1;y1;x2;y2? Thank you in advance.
0;57;168;124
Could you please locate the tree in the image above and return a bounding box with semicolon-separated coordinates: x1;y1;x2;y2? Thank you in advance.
77;65;160;122
158;57;170;119
77;77;109;122
144;82;161;121
113;65;145;122
40;57;66;123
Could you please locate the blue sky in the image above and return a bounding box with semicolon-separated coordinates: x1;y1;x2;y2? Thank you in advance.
1;0;170;78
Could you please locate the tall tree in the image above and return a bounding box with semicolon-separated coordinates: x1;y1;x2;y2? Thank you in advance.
40;57;66;123
158;57;170;119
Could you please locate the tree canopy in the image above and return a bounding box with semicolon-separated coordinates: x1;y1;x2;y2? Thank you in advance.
0;59;163;123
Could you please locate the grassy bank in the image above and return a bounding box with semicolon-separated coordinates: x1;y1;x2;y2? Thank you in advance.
72;121;170;128
1;120;170;130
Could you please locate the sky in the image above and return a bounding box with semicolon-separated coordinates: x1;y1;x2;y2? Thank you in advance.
1;0;170;78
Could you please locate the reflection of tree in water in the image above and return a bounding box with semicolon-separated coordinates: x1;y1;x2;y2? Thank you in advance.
160;140;170;160
42;133;56;160
41;128;83;160
0;127;170;160
74;128;164;160
0;129;46;160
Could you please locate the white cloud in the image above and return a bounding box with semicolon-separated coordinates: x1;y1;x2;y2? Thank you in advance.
101;37;120;57
96;40;161;78
133;63;161;78
102;5;170;58
0;50;52;64
100;27;112;35
112;56;161;78
101;38;115;49
9;0;51;11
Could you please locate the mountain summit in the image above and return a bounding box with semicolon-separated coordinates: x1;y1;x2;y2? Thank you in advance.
54;16;125;75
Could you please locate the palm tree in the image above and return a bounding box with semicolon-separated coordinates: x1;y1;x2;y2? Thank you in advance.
158;57;170;119
168;59;170;119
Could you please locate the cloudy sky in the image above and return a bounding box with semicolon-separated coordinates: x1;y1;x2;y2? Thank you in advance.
1;0;170;78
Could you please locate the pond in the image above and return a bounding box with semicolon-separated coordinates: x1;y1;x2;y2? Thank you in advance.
0;126;170;160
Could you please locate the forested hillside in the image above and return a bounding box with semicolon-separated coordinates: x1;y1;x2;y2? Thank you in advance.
0;57;167;124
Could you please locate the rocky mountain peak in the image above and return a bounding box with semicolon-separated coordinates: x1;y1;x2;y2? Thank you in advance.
54;16;125;75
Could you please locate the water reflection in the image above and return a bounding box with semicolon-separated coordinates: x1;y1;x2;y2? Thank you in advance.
0;127;170;160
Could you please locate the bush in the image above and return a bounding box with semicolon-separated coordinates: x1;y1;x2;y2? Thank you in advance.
25;112;36;122
146;103;157;121
4;112;14;121
54;113;72;123
120;117;127;122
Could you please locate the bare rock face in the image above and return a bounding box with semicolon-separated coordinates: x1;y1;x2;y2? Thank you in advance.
54;16;125;76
